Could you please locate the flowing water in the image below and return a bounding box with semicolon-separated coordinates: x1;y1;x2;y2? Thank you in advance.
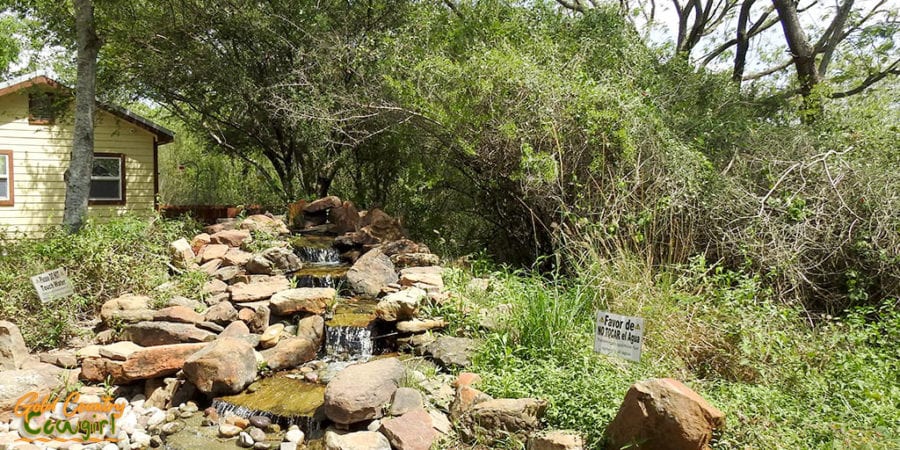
211;377;327;432
182;236;395;445
291;235;350;290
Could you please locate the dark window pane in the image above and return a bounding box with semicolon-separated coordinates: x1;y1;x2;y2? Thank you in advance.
92;158;121;177
90;180;121;200
0;179;7;199
29;93;56;122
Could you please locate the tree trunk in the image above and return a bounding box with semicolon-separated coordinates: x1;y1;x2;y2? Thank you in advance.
732;0;756;82
63;0;100;233
772;0;823;120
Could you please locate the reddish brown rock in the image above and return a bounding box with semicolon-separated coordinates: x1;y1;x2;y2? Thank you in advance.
380;409;436;450
154;305;204;324
328;201;360;234
359;208;404;242
183;338;257;395
229;276;291;302
211;229;252;247
605;378;725;450
304;196;342;214
120;343;207;381
191;233;211;253
200;244;230;263
80;357;125;383
223;248;253;266
122;321;216;347
450;386;492;421
453;372;483;388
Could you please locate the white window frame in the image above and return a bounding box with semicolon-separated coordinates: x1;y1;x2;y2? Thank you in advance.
0;150;12;206
89;154;125;204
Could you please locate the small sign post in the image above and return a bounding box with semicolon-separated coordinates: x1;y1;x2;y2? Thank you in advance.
594;311;644;362
30;268;75;303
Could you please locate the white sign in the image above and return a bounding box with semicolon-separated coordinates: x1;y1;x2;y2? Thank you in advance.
30;268;75;303
594;311;644;362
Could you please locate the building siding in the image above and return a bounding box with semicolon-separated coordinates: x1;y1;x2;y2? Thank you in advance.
0;92;158;237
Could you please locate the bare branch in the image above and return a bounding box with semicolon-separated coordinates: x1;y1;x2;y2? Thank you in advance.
743;59;793;80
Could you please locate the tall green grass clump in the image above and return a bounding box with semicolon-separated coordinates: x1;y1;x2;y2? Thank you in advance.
446;254;899;448
0;216;200;349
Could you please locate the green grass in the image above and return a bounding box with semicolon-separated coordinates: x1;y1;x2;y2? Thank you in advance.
441;256;900;449
0;215;201;349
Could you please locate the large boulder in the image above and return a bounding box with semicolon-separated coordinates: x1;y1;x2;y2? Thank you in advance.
346;249;398;297
380;408;435;450
183;338;258;396
169;238;196;268
304;196;342;214
100;295;154;325
328;201;360;234
240;214;290;235
297;315;325;344
223;248;254;266
359;208;404;242
270;288;335;316
210;229;252;247
204;301;238;325
325;431;391;450
229;276;291;302
399;266;444;291
200;244;230;263
122;321;216;347
375;288;427;322
0;321;30;370
460;398;548;442
0;363;69;420
427;336;476;368
391;253;440;269
380;239;428;256
324;357;405;424
154;305;203;324
605;378;725;450
260;337;318;371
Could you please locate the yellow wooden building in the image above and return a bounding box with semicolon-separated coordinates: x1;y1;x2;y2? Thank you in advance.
0;73;174;237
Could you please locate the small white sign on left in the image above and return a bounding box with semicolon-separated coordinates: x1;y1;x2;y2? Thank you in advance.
30;268;75;303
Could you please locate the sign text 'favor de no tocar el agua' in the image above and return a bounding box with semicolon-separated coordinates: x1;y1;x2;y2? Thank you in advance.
594;311;644;362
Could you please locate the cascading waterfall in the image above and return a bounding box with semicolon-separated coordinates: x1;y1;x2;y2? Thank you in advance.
295;246;342;264
325;326;374;358
211;399;322;432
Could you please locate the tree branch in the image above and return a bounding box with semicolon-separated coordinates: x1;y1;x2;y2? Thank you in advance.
742;59;793;80
830;58;900;98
